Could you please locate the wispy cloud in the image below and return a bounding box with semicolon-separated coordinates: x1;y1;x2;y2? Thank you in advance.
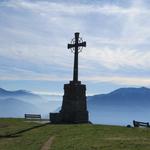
82;75;150;86
82;47;150;70
0;69;69;81
1;68;150;87
2;0;149;15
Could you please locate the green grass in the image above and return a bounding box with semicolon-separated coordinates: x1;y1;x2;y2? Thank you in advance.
0;119;150;150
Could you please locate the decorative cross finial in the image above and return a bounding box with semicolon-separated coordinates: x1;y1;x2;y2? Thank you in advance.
67;32;86;82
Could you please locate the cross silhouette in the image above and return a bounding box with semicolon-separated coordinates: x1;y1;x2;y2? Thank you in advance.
68;32;86;82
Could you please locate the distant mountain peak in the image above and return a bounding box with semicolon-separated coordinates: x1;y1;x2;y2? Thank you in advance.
110;87;150;95
0;87;41;98
0;88;29;93
0;88;7;91
140;86;149;90
88;86;150;106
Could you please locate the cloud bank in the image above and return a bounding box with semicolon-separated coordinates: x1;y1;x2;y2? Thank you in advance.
0;0;150;88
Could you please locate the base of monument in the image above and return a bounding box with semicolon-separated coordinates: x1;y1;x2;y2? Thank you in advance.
50;112;90;124
49;113;62;124
50;81;89;124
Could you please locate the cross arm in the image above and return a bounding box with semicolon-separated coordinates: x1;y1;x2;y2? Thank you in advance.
78;41;86;47
68;44;75;49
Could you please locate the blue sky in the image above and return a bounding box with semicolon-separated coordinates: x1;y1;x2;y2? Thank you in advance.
1;0;150;95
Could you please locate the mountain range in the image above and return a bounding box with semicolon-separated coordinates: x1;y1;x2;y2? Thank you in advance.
0;88;61;118
0;87;150;125
88;87;150;125
88;87;150;106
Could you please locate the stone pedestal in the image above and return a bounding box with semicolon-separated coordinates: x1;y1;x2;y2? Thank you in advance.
50;81;89;123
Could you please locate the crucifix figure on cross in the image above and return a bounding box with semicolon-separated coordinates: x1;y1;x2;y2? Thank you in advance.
68;32;86;83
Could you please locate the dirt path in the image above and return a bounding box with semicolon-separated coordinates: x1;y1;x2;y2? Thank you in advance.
41;136;55;150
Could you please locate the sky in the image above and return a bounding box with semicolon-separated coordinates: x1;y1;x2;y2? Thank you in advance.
1;0;150;95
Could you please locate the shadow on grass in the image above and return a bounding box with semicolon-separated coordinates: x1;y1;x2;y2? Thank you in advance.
0;123;49;139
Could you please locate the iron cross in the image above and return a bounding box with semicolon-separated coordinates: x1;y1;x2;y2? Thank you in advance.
68;32;86;82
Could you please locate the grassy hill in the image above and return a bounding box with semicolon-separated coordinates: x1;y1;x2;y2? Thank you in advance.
0;119;150;150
